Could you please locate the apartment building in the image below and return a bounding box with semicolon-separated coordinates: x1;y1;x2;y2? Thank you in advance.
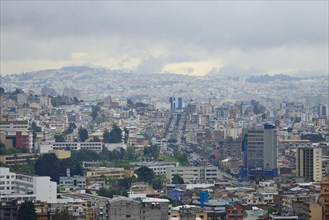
133;161;179;176
296;144;322;182
0;121;29;132
85;167;127;179
0;167;57;203
166;166;219;183
0;153;39;165
38;141;102;153
240;124;278;180
108;196;169;220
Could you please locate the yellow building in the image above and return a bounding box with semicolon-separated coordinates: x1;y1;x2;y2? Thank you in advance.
85;167;126;179
0;153;39;165
49;150;71;159
320;176;329;220
301;202;322;220
169;206;208;220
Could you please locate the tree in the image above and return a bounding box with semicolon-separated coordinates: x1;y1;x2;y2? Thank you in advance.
126;145;136;160
143;145;159;159
78;127;88;142
91;105;100;121
153;175;165;190
73;97;79;105
52;209;75;220
65;122;76;134
124;127;129;144
31;121;42;132
268;205;277;214
118;177;133;190
109;124;122;143
98;188;128;198
173;150;189;166
34;153;82;183
34;153;61;182
172;174;184;184
103;129;111;143
135;166;155;184
72;149;101;161
17;201;37;220
91;136;101;142
54;134;65;142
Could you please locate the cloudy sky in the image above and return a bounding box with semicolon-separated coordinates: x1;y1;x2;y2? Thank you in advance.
1;1;328;76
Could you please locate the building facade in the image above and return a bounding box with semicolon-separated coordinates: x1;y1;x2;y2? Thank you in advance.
169;97;183;112
38;141;102;153
240;124;278;180
166;166;219;183
0;167;57;203
296;144;322;182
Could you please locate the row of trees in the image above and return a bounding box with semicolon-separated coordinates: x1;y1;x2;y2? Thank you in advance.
71;146;136;162
56;123;127;143
34;154;82;183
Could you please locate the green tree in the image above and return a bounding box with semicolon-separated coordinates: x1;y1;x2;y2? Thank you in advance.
31;121;42;132
135;166;155;184
54;134;65;142
98;188;128;198
78;127;88;142
17;201;37;220
118;177;133;190
153;175;165;190
143;145;159;159
173;150;189;166
65;122;76;134
52;209;75;220
34;153;82;182
109;124;122;143
73;97;79;105
34;153;61;182
126;145;136;160
91;136;101;142
172;174;184;184
124;127;129;144
103;129;111;143
268;205;277;214
72;149;101;161
91;105;100;121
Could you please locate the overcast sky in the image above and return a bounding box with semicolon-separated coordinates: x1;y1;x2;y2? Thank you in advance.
1;1;328;76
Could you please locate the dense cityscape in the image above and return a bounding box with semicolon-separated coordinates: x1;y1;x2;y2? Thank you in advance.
0;67;329;220
1;0;328;219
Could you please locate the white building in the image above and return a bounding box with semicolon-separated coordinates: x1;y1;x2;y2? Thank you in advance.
0;167;57;203
38;141;102;153
166;166;219;183
133;161;179;176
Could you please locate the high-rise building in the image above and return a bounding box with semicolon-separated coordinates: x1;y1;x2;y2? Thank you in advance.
240;124;278;180
296;144;322;182
169;96;183;112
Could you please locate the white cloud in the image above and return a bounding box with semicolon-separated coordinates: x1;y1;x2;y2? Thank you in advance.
162;60;223;76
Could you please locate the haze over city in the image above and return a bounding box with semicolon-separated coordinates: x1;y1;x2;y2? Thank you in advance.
1;1;328;76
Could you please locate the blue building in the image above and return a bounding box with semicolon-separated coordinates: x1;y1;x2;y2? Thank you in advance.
166;184;185;201
169;96;183;112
